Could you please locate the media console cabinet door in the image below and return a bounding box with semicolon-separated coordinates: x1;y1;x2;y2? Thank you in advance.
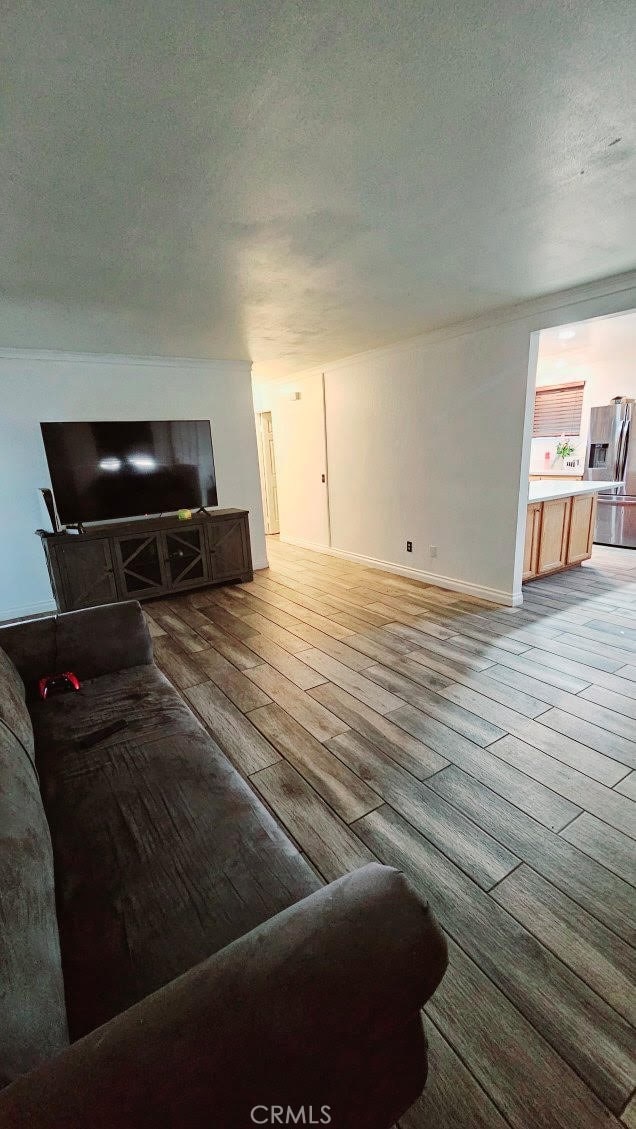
537;497;571;574
54;538;118;610
206;514;250;581
161;526;210;590
113;532;168;598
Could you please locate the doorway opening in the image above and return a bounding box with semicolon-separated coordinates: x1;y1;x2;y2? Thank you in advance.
520;308;636;591
255;411;280;535
252;374;331;551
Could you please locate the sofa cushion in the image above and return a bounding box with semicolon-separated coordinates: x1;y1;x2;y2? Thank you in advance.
31;663;320;1040
0;716;68;1087
0;643;26;701
0;645;35;767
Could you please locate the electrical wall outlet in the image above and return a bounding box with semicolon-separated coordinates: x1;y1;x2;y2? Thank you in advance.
429;545;437;558
406;540;413;552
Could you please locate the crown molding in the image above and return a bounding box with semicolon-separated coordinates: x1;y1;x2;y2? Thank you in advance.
254;268;636;383
0;347;251;370
322;270;636;374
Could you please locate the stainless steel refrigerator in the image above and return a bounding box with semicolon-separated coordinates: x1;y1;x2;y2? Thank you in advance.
585;400;636;548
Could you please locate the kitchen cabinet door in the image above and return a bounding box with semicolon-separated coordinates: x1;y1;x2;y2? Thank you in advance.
523;503;542;580
537;498;571;574
567;494;597;564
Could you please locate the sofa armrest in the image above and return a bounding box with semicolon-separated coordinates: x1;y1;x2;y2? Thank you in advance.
0;602;153;687
0;864;447;1129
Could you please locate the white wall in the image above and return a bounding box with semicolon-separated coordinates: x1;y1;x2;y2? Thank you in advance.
254;273;636;604
0;351;266;620
323;322;531;601
530;309;636;473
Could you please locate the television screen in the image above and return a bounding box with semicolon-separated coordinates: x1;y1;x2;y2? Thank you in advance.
40;420;218;524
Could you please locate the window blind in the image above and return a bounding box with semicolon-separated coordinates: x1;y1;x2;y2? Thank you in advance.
533;382;585;437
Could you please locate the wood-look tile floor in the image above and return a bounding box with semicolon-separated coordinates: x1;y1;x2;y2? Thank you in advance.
148;538;636;1129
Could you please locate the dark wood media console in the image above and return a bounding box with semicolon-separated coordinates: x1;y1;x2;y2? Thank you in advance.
39;509;253;613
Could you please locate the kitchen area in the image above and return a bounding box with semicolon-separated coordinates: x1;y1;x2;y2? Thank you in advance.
523;309;636;583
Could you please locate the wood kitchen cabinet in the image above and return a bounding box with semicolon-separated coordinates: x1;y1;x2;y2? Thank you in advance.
523;503;542;581
523;493;598;582
537;497;571;574
567;493;597;565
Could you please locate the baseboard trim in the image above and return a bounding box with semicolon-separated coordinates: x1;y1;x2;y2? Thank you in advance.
277;536;522;607
275;536;332;555
1;564;273;625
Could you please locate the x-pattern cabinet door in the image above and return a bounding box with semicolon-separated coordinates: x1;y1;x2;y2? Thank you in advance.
55;538;119;610
113;532;168;597
161;526;210;590
206;515;251;581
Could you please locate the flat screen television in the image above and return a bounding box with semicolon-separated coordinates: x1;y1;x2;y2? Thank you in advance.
40;420;218;525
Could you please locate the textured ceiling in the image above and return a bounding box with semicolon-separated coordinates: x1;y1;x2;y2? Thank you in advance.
2;0;635;374
538;308;636;360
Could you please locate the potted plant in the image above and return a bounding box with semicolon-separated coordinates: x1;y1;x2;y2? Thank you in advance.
554;435;577;467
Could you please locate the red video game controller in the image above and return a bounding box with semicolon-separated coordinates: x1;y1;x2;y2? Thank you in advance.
38;672;82;700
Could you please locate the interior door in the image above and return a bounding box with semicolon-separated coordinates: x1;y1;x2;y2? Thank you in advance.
256;411;280;535
269;373;330;547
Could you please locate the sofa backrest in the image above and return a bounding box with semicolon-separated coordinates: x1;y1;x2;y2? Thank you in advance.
0;647;69;1088
0;601;153;687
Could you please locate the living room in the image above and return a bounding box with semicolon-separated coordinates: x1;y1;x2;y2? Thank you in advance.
1;4;635;1129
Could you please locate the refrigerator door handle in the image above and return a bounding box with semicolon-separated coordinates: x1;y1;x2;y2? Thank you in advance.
616;416;630;484
613;418;623;478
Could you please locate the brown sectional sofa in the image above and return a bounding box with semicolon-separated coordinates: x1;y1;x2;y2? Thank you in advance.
0;600;447;1127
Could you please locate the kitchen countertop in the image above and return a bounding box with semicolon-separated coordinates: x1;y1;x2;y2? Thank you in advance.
528;480;623;504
